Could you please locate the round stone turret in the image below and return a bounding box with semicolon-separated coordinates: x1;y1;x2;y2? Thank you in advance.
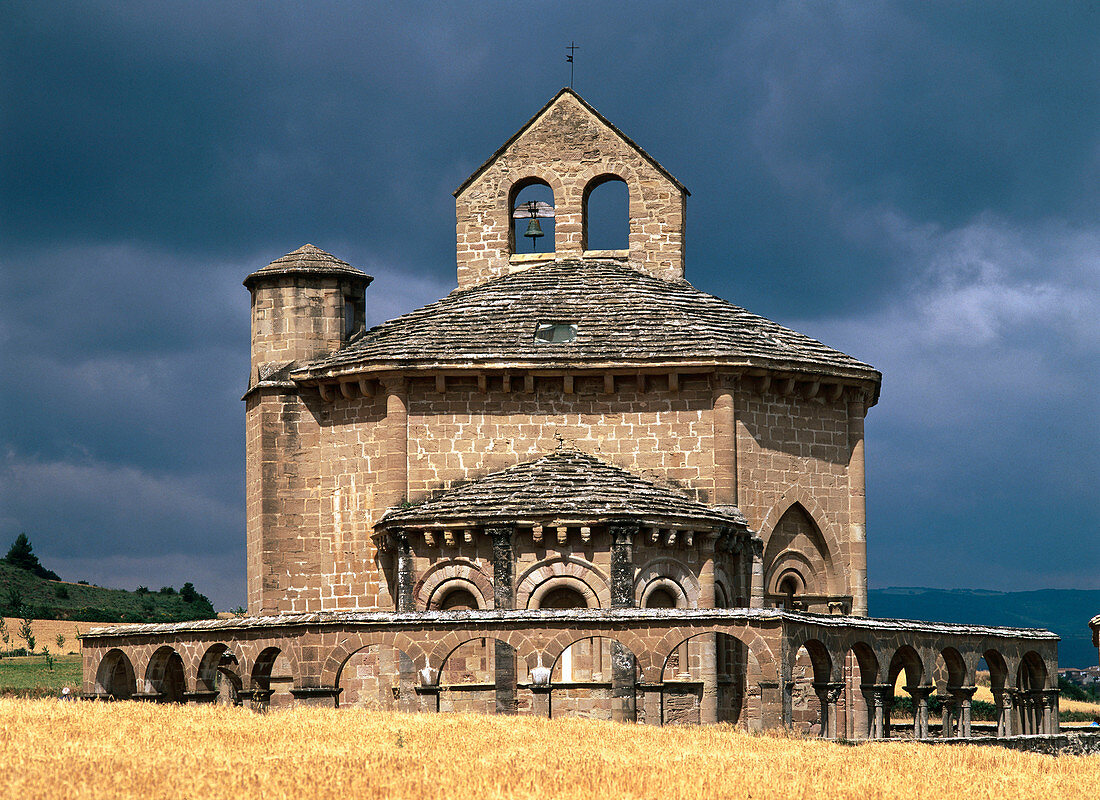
243;244;373;390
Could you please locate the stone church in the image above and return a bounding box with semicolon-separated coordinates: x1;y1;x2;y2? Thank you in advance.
84;89;1058;739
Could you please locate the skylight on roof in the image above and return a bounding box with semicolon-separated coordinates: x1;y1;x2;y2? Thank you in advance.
534;322;577;343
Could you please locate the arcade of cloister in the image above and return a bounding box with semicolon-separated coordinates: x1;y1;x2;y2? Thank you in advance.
82;608;1059;740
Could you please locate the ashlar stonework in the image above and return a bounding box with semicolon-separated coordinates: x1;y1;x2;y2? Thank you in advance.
83;88;1059;740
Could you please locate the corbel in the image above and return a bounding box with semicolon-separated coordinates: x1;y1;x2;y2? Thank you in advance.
318;383;334;403
668;372;679;392
603;374;615;394
463;529;474;544
648;526;660;544
423;530;435;547
532;524;544;544
502;373;512;393
683;530;694;547
339;381;355;400
358;378;374;398
827;383;844;403
757;375;771;395
563;374;574;394
524;373;535;394
556;526;568;545
435;374;446;394
636;372;646;393
666;529;677;546
580;526;591;544
803;380;820;400
779;377;796;396
477;373;487;393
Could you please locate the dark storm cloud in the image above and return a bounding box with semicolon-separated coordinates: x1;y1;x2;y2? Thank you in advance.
1;1;1097;607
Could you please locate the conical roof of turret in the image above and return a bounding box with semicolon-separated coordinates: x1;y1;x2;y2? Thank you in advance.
244;244;372;288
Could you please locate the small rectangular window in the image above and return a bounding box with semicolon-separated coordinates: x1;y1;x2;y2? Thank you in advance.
534;322;577;343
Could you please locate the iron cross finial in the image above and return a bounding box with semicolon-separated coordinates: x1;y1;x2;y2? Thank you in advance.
566;42;579;88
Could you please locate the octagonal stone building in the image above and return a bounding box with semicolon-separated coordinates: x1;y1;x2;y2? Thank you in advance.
83;89;1059;739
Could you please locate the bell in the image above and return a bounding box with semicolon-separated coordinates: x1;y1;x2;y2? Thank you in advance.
523;217;544;247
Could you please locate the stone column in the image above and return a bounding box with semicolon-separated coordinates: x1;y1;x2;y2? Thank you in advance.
846;393;868;617
907;686;933;740
940;694;956;738
1043;688;1059;735
379;376;408;512
748;536;765;609
712;374;738;507
815;682;845;739
992;688;1013;737
394;533;414;612
609;524;638;609
609;523;639;723
639;682;663;726
864;684;892;739
951;687;977;738
488;527;516;715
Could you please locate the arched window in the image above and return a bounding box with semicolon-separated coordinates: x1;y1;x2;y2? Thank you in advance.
510;180;555;255
583;175;628;251
439;587;479;611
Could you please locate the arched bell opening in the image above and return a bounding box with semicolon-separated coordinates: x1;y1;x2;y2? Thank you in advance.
337;644;418;712
582;174;628;251
548;636;639;722
510;179;555;255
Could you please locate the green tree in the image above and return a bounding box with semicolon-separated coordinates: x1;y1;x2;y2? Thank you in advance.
19;616;35;653
4;533;60;581
55;633;66;651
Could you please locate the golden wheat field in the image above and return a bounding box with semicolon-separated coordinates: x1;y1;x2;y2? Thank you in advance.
2;699;1099;800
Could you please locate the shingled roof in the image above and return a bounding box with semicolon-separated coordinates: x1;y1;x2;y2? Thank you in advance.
293;259;878;381
243;244;372;288
377;449;749;530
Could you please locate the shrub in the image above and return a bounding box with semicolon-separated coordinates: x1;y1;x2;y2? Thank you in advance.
54;585;69;600
55;633;65;650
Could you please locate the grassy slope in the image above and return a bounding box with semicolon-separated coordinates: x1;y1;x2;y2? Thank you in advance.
3;701;1100;800
0;561;215;623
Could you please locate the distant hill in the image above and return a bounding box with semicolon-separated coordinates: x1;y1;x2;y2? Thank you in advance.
870;587;1100;669
0;561;216;624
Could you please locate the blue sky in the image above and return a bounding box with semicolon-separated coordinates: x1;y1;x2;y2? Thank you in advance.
1;2;1097;609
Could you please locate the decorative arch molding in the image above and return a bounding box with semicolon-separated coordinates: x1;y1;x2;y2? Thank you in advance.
414;559;494;611
634;558;700;608
516;556;611;610
766;552;815;595
529;576;601;609
758;487;844;595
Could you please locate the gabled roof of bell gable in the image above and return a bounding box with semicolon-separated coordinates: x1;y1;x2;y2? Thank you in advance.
376;449;747;530
454;87;688;197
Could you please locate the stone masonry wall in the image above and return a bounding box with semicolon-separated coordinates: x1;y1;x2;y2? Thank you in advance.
247;371;864;614
455;91;687;289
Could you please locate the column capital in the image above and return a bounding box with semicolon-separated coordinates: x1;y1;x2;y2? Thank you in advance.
608;522;640;546
814;682;845;703
904;685;934;701
950;686;978;703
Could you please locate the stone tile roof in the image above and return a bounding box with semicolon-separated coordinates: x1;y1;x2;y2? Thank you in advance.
79;607;1060;640
377;449;748;530
243;243;372;288
293;259;879;380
